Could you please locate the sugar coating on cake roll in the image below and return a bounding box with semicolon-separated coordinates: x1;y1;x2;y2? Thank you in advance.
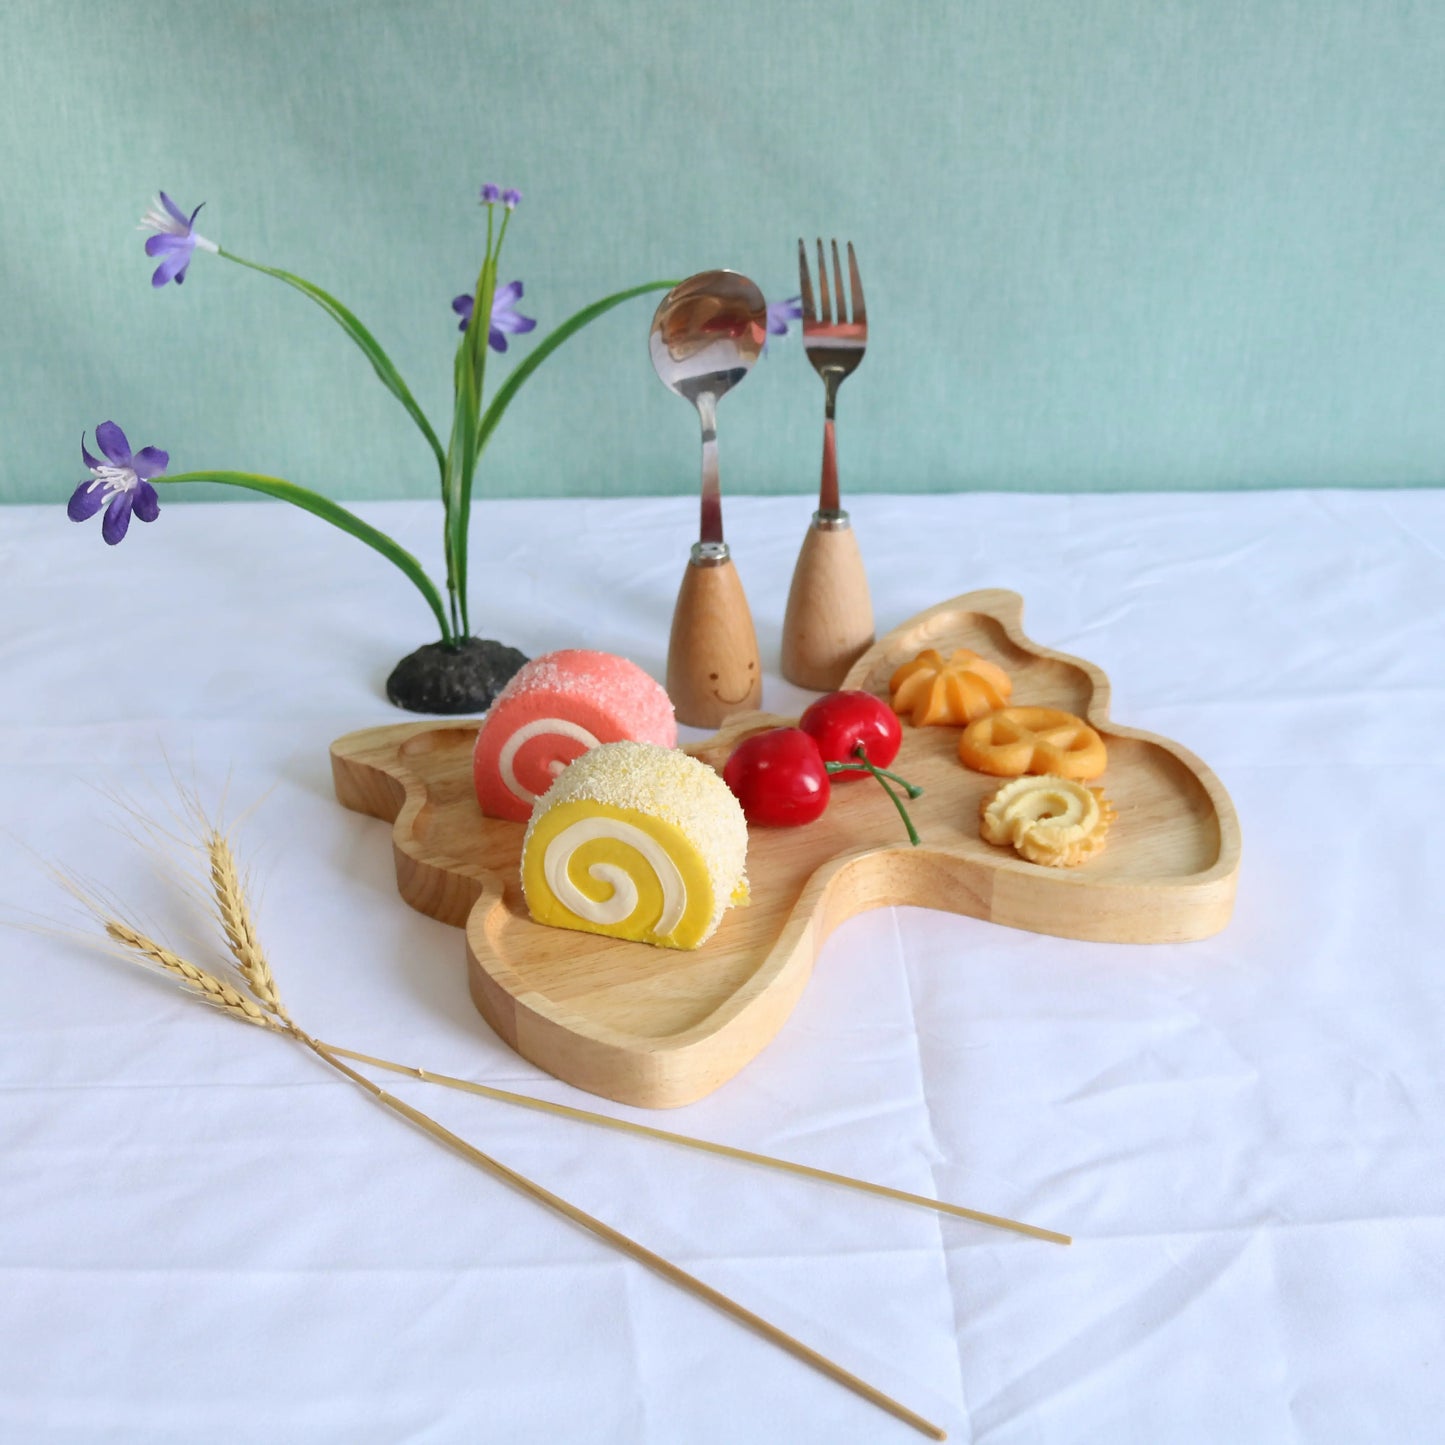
474;649;677;822
521;741;749;950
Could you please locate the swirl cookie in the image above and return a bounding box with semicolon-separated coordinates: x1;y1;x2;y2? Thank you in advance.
980;774;1115;867
958;706;1107;780
888;648;1012;727
474;650;677;822
521;741;749;950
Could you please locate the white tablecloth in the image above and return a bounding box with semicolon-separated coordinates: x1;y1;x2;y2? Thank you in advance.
3;490;1442;1443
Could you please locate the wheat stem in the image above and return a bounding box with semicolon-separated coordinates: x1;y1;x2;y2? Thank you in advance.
300;1033;946;1440
321;1043;1068;1245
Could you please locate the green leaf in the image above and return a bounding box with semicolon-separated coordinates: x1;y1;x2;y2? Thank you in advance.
474;280;677;457
218;250;447;476
157;471;452;644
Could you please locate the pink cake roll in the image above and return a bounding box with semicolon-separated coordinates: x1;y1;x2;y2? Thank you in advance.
473;650;677;822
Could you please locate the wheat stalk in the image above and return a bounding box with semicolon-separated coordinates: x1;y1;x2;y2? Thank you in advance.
61;809;947;1440
198;831;1056;1245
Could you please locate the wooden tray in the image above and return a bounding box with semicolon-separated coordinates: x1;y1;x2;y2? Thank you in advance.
331;589;1240;1109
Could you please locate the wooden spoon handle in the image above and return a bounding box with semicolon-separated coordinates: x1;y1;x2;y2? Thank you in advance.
781;512;875;692
667;547;763;728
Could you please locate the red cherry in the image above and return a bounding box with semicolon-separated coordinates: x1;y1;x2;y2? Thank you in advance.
723;727;831;827
798;690;902;781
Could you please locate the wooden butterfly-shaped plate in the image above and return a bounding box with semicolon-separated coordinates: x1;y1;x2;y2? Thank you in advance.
331;589;1240;1109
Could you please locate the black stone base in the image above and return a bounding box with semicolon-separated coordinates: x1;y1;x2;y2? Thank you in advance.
385;637;529;715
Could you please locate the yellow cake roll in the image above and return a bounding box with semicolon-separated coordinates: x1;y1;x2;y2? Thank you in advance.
521;741;749;950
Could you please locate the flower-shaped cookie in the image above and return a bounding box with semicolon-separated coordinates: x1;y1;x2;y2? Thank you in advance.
888;648;1012;727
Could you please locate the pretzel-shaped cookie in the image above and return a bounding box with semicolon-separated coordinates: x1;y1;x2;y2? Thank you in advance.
958;706;1107;779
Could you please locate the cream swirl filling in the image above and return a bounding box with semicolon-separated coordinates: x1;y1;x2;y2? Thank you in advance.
542;817;688;936
499;717;602;803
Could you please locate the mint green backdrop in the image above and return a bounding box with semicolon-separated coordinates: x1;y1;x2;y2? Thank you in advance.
4;0;1443;505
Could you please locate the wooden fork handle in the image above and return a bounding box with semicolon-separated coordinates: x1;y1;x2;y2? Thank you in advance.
781;511;875;692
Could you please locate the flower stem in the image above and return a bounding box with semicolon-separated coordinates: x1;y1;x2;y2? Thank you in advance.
452;250;498;641
447;584;461;645
157;471;452;645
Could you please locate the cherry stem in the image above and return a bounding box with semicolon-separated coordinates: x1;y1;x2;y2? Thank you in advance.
826;761;924;798
826;745;923;846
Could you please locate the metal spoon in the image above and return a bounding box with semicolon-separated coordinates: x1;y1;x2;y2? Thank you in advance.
649;271;767;727
649;270;767;560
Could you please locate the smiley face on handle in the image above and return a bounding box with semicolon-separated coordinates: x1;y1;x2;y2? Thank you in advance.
709;657;759;709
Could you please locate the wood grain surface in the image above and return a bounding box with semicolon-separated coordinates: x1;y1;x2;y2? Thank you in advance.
331;589;1240;1108
665;554;763;728
780;518;875;690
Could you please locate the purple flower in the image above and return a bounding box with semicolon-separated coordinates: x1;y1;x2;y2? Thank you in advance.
139;191;217;287
479;183;521;210
451;281;538;352
767;295;803;337
68;422;166;545
762;296;802;356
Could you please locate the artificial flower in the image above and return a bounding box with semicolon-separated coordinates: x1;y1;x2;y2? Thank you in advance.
75;179;674;655
451;281;538;352
68;422;165;544
479;183;521;210
767;295;802;337
762;295;802;355
139;192;217;288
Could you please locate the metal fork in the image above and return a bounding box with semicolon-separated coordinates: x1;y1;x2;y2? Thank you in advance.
799;238;867;516
782;239;874;690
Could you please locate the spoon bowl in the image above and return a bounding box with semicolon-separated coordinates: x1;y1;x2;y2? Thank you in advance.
650;269;767;404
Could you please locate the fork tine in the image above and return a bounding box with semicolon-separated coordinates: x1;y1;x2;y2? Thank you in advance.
797;237;816;324
815;238;831;324
831;240;846;324
847;242;865;327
